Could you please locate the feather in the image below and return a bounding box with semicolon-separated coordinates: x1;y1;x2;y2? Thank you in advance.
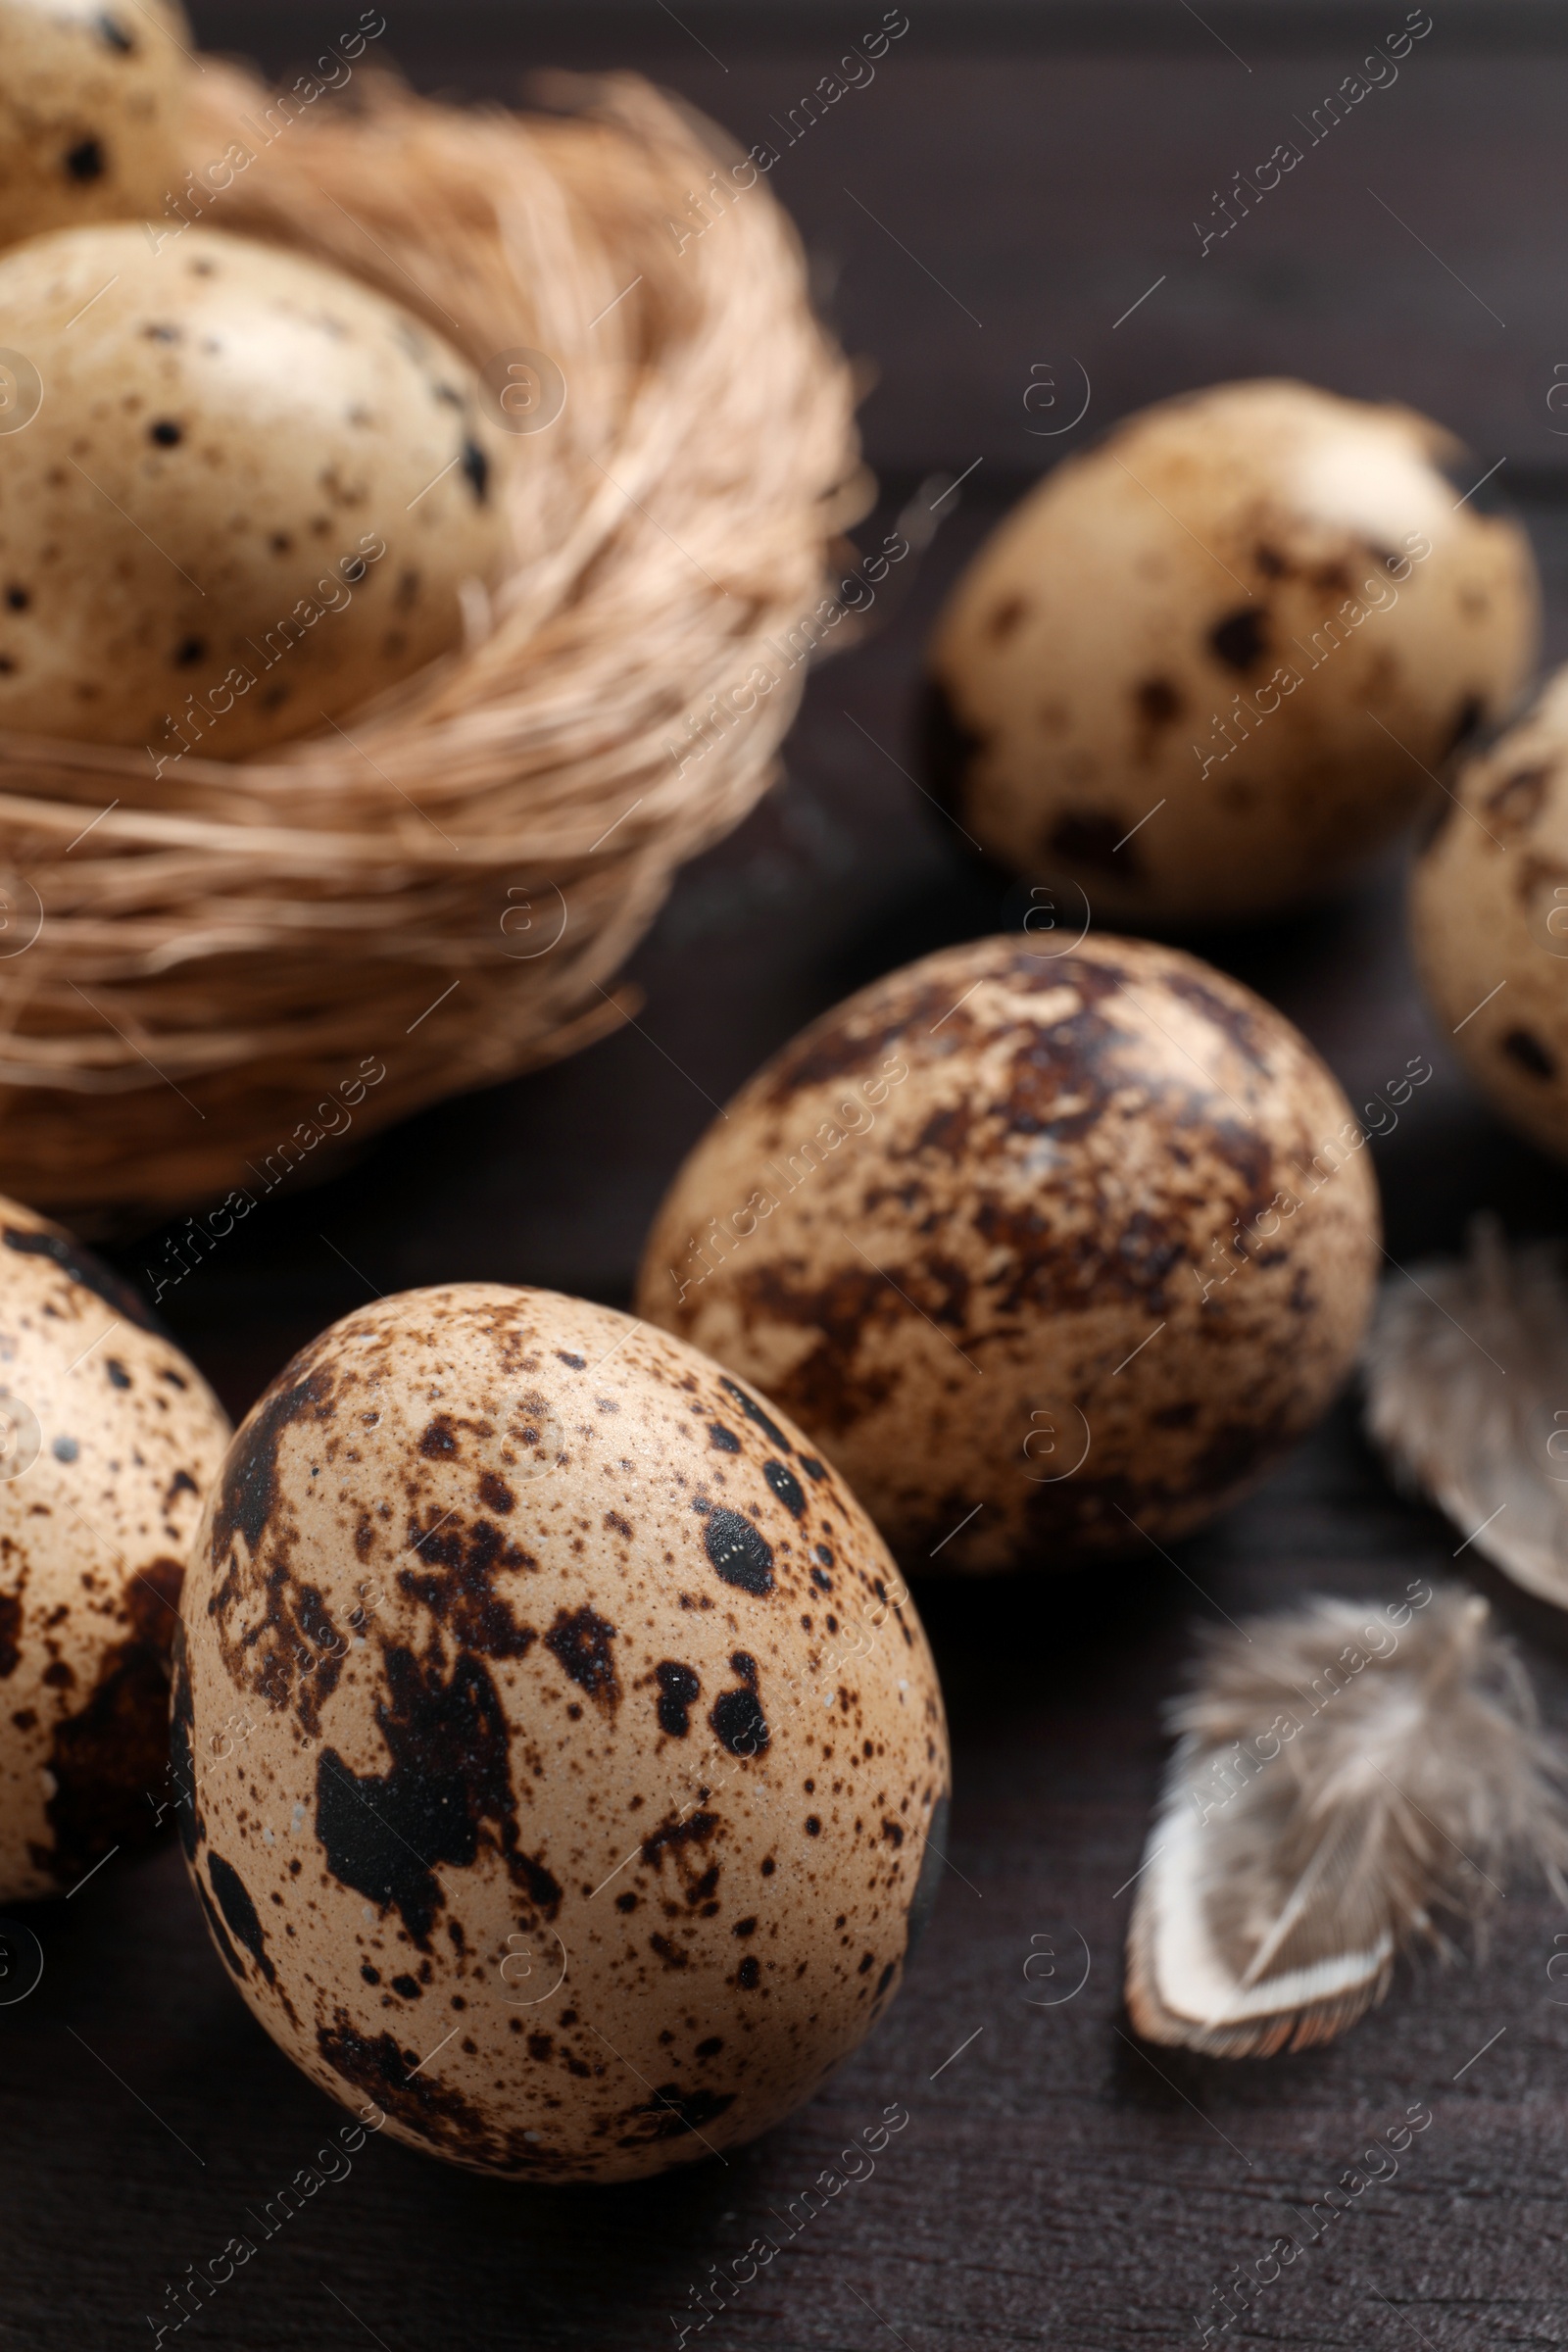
1364;1214;1568;1608
1125;1588;1568;2057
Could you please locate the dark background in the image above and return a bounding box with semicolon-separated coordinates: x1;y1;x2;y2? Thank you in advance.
9;5;1568;2347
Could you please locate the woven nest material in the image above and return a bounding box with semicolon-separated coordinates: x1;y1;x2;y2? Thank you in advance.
0;62;860;1218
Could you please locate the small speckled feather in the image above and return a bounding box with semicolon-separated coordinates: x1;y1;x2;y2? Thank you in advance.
1126;1589;1568;2057
1364;1216;1568;1607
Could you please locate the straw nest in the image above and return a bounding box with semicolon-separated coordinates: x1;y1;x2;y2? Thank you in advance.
0;61;860;1217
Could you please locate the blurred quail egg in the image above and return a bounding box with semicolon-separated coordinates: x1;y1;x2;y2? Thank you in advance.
637;933;1381;1571
1411;666;1568;1161
0;0;190;251
176;1284;948;2182
0;1193;227;1899
926;379;1539;922
0;222;508;756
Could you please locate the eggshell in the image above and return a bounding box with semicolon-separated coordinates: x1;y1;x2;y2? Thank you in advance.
637;934;1381;1572
0;222;508;756
176;1284;949;2183
1411;666;1568;1160
926;379;1539;922
0;1193;227;1899
0;0;189;251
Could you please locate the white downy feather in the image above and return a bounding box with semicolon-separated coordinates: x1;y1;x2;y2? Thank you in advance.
1364;1215;1568;1608
1126;1588;1568;2057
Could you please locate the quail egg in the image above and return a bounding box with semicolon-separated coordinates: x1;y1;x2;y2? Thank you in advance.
0;222;508;757
0;1193;227;1899
925;380;1539;922
1411;666;1568;1161
176;1284;949;2181
637;933;1381;1571
0;0;190;252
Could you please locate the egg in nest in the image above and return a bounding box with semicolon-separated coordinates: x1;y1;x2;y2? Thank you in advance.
0;0;190;251
1411;666;1568;1161
0;222;508;757
925;379;1539;922
176;1284;949;2183
0;1194;227;1899
637;934;1381;1572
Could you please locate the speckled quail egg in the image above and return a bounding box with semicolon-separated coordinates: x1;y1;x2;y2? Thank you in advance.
0;0;190;251
0;222;508;757
175;1284;949;2183
925;379;1539;923
0;1193;227;1900
636;933;1381;1572
1411;666;1568;1161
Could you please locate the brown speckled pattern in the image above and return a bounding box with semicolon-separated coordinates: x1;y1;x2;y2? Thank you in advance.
177;1285;949;2184
636;934;1380;1572
0;0;189;250
1412;666;1568;1162
0;1192;228;1898
927;379;1538;922
0;222;508;755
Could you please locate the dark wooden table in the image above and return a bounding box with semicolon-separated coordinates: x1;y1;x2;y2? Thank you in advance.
10;6;1568;2346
